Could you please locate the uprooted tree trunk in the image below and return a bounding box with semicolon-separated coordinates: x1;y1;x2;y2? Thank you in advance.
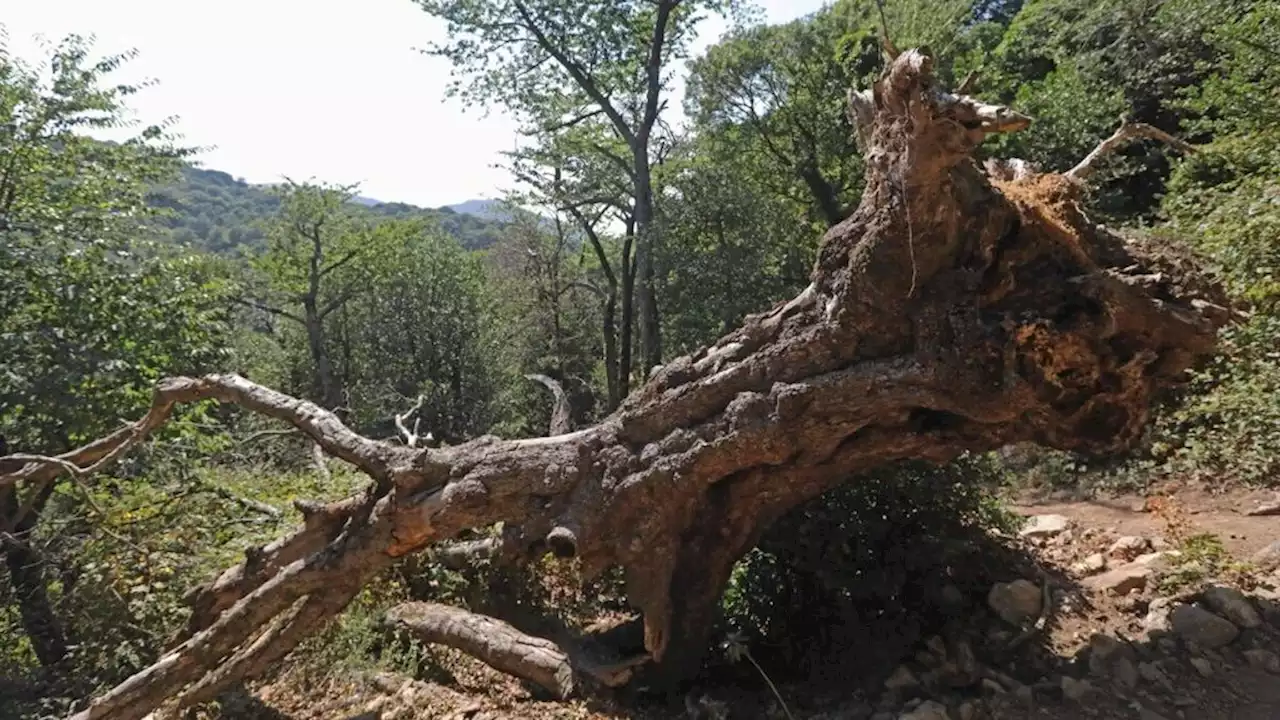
0;50;1229;720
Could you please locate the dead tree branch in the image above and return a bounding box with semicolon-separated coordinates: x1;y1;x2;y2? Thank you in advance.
387;603;648;699
394;395;433;448
49;49;1227;720
525;374;573;436
1067;119;1198;181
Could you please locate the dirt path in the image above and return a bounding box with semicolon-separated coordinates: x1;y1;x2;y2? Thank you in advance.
1012;483;1280;558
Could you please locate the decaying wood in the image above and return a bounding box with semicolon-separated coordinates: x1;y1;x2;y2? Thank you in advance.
0;49;1229;720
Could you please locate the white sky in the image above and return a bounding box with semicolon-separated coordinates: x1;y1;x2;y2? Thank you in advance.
5;0;828;208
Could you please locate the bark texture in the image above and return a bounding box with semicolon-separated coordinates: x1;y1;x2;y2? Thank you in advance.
0;50;1227;720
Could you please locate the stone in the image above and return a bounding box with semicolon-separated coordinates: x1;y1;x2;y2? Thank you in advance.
988;579;1043;626
1189;657;1214;677
1171;604;1240;648
885;665;920;692
1243;649;1280;674
939;584;966;613
898;700;949;720
1019;514;1070;539
1252;593;1280;626
1202;586;1262;629
1113;656;1139;688
1088;634;1138;688
1133;551;1182;570
981;678;1006;695
1109;536;1152;561
1251;541;1280;572
1138;661;1174;690
1073;553;1107;575
1245;499;1280;517
1084;564;1152;596
957;700;979;720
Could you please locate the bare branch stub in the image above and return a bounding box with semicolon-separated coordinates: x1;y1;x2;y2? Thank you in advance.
59;48;1228;720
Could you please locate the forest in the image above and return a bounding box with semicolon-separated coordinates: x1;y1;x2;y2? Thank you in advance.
1;0;1278;718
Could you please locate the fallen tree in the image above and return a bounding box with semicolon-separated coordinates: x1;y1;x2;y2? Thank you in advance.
0;49;1229;720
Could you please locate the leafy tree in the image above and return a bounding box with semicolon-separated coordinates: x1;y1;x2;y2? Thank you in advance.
333;218;500;442
506;135;637;408
242;180;390;412
0;29;230;669
659;137;815;354
415;0;738;370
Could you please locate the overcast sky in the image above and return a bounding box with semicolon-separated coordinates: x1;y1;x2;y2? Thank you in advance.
6;0;829;208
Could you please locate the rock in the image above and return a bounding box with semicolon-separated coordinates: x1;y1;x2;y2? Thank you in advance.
1150;536;1172;551
925;635;948;660
1059;671;1090;702
988;579;1043;625
1251;541;1280;572
1146;599;1172;632
1088;634;1138;688
1132;551;1181;570
1243;649;1280;674
957;700;979;720
1084;564;1151;596
1019;514;1070;539
1189;656;1214;677
1202;586;1262;629
1073;553;1107;575
1245;498;1280;517
898;700;949;720
885;665;920;692
1138;661;1173;690
1113;656;1139;688
1253;593;1280;627
981;678;1006;695
938;584;966;613
1171;604;1240;648
1109;536;1152;561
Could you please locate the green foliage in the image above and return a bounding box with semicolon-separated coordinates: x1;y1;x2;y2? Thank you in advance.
659;138;815;354
720;456;1019;672
416;0;735;131
334;219;500;440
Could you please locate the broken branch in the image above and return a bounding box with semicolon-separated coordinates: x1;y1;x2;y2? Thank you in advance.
525;374;573;436
1067;119;1197;181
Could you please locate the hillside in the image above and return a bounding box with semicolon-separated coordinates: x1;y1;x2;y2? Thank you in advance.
147;166;506;254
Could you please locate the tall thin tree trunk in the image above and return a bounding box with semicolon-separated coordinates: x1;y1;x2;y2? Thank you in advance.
1;483;67;667
619;218;636;399
602;288;621;410
303;300;342;413
633;159;662;372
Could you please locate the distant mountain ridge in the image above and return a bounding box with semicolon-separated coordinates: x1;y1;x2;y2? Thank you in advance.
148;167;508;254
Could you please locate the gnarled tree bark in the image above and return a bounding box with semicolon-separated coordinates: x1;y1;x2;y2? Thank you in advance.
0;49;1227;720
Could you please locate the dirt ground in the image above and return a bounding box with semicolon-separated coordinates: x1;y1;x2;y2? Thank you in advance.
212;481;1280;720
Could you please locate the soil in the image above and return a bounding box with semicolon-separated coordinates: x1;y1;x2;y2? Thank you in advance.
212;482;1280;720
